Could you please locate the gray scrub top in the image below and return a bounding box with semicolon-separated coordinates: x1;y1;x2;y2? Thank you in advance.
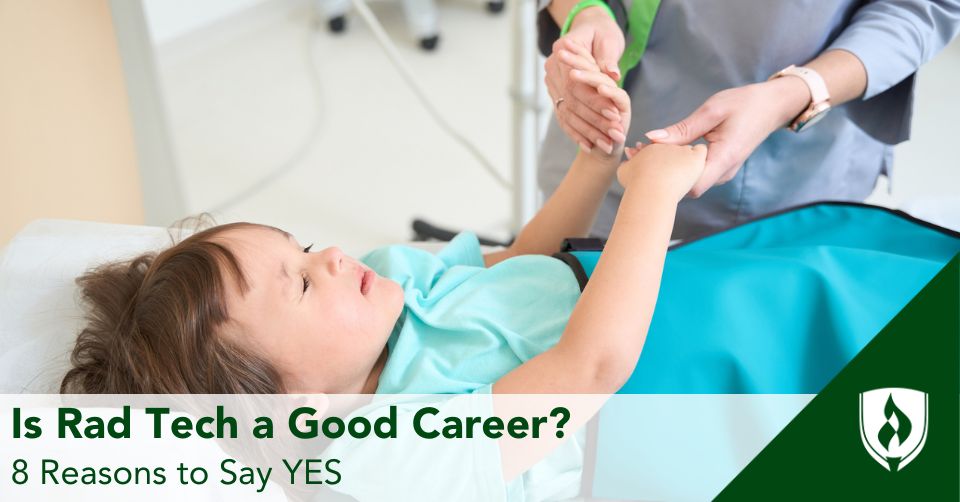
537;0;960;240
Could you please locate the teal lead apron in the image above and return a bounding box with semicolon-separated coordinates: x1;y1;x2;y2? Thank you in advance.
553;202;959;499
555;202;960;394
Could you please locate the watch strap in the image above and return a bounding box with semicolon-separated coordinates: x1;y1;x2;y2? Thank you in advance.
775;65;830;105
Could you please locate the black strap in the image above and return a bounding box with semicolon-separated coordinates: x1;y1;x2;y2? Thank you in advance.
561;237;606;252
553;252;590;291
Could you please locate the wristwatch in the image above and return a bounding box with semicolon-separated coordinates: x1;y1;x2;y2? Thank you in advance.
769;65;831;132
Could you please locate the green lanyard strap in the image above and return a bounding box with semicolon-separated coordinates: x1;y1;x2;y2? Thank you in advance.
620;0;660;80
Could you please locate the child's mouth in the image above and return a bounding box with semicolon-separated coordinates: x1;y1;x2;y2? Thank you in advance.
360;269;374;295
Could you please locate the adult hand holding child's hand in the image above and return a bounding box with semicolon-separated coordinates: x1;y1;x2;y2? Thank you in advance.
642;77;812;198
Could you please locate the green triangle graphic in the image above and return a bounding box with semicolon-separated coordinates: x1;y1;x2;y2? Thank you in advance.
715;256;959;500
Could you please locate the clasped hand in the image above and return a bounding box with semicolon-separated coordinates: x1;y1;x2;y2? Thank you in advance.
554;43;707;201
548;29;809;198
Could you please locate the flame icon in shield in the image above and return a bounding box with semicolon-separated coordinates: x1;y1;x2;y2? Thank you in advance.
859;388;928;471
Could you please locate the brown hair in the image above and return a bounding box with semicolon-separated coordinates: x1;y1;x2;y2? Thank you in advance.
60;222;285;394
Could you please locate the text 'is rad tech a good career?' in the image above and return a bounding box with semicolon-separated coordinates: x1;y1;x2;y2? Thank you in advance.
7;403;573;492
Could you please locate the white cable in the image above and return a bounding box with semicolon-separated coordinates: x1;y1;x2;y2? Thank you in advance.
207;2;511;213
349;0;512;191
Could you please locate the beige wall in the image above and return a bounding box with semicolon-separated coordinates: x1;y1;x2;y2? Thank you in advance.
0;0;144;245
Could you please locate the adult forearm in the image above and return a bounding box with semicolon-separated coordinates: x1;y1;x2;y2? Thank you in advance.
806;49;868;105
827;0;960;100
546;0;580;26
643;48;871;196
770;49;869;128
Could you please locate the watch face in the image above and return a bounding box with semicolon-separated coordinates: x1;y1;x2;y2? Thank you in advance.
794;102;831;132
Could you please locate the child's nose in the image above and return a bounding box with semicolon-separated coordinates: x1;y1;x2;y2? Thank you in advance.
320;247;343;275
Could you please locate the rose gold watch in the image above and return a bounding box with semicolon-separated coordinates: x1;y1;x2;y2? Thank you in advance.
769;65;831;132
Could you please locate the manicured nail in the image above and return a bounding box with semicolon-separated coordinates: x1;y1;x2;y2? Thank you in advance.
601;108;619;121
596;138;613;155
579;142;592;153
646;129;669;140
606;64;621;79
608;128;626;143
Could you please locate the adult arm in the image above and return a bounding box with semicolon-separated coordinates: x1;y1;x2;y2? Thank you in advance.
828;0;960;144
828;0;960;100
645;0;960;196
636;49;867;196
539;0;629;153
540;0;626;79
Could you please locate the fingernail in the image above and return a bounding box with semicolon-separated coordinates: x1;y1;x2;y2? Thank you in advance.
646;129;669;140
608;128;626;143
596;138;613;154
601;109;619;121
579;142;592;153
606;64;620;77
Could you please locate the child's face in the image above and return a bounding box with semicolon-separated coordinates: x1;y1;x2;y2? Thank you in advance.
217;225;404;393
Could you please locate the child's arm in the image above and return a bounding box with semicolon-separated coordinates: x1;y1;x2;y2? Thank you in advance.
492;143;707;479
483;52;628;267
482;149;620;267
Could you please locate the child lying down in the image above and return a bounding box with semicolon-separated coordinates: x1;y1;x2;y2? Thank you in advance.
58;44;960;499
60;50;700;492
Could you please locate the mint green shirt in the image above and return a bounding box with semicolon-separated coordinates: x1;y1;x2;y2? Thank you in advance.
360;232;582;394
328;235;587;501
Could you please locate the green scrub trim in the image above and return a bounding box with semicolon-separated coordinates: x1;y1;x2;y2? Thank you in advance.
619;0;661;81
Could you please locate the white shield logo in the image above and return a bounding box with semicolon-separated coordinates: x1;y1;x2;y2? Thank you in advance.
859;388;928;472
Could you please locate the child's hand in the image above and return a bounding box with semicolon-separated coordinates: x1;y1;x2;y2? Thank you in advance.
556;41;631;159
617;142;708;201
